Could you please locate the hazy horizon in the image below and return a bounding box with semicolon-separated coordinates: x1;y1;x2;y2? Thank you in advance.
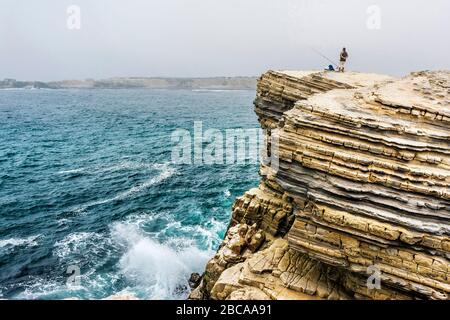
1;0;449;81
4;75;259;83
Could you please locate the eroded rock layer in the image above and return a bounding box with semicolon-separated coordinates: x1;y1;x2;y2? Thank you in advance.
255;70;392;129
192;70;450;300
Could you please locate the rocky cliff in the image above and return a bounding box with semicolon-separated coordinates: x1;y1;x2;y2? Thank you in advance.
191;69;450;300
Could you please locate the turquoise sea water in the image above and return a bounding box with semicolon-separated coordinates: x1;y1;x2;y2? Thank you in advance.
0;88;259;299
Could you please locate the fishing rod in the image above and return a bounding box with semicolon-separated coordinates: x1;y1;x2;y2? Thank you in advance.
308;46;339;68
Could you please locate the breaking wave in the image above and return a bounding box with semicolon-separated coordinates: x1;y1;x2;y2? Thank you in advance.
111;218;214;299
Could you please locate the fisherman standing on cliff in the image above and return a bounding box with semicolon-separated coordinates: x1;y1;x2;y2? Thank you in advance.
338;47;348;72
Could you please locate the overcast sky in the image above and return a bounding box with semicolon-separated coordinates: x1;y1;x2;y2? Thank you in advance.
1;0;449;81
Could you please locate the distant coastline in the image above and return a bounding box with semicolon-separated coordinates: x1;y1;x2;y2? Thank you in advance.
0;76;257;90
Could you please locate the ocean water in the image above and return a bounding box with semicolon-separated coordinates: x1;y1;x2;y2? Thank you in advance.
0;88;260;299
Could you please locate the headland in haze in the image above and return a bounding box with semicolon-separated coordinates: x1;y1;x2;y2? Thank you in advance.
0;77;257;90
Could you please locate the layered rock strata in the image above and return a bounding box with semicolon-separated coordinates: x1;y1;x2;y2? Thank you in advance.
191;70;450;300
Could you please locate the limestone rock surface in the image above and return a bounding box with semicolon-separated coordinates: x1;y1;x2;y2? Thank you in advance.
192;70;450;300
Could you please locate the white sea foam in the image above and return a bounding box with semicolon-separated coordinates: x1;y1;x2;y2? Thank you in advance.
121;212;160;228
57;160;167;176
11;271;117;300
11;279;68;300
181;218;225;250
16;238;120;300
53;232;106;259
101;161;158;173
72;163;176;214
224;189;231;197
136;210;226;251
57;168;86;175
57;218;72;226
0;235;40;248
9;212;221;299
110;220;213;299
112;164;175;202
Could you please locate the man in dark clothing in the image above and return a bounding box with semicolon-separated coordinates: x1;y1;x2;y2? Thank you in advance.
338;48;348;72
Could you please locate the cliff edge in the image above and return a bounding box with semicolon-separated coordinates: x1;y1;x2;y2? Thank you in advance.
191;69;450;300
